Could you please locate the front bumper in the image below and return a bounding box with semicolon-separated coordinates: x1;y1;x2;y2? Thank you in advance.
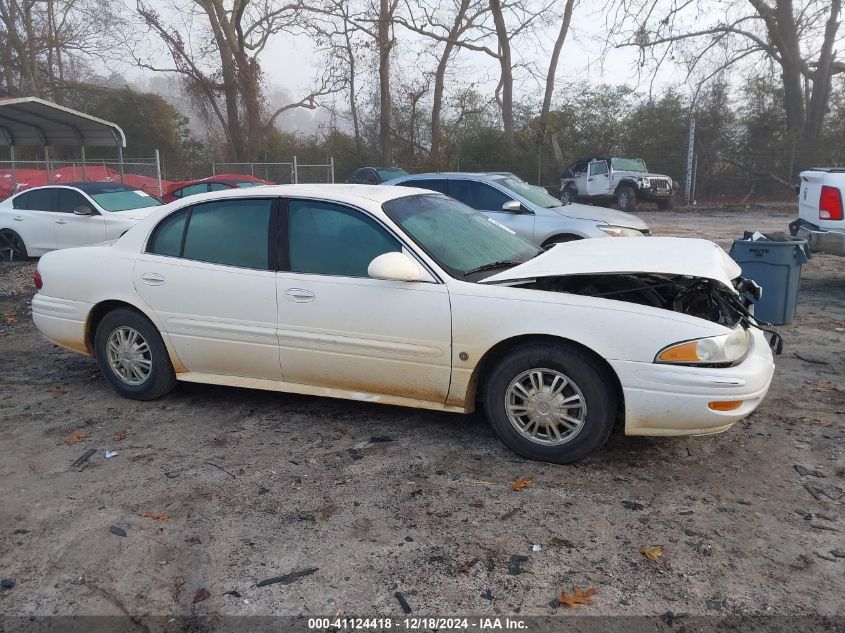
610;329;775;436
790;218;845;256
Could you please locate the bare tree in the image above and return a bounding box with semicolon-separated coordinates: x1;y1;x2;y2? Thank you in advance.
537;0;576;144
132;0;342;160
0;0;104;99
396;0;488;165
609;0;844;141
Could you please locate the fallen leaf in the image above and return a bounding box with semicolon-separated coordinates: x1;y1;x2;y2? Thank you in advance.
315;473;324;482
139;511;171;521
66;431;85;446
511;477;534;491
193;587;211;603
114;430;128;442
640;545;664;561
335;427;348;434
3;314;16;324
811;417;833;427
809;381;837;392
558;585;598;608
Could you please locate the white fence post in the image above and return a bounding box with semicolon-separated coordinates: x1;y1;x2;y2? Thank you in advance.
155;149;163;196
684;117;696;205
293;156;298;184
330;157;335;183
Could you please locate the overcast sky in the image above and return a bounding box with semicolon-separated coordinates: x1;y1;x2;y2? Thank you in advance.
121;2;671;133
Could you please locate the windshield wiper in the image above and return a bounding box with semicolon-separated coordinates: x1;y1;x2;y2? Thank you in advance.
463;261;521;277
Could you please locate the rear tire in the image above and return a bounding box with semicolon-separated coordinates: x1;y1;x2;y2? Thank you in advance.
95;308;176;401
483;342;617;464
616;185;637;213
0;229;28;261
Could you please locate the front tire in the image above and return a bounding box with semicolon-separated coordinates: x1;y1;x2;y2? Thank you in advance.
560;186;578;205
657;196;675;210
0;229;28;261
95;308;176;400
616;185;637;213
483;342;617;464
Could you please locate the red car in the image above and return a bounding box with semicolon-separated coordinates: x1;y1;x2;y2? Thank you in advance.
162;174;273;203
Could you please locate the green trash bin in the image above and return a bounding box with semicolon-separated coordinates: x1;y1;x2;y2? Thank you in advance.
728;233;811;325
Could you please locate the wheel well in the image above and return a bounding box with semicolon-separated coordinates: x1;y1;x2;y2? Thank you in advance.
85;300;146;354
541;234;582;247
468;334;625;424
614;180;638;195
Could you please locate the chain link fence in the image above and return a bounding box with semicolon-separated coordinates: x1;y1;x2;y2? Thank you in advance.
0;156;163;199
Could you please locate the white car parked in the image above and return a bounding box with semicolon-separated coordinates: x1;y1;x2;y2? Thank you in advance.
0;182;162;260
32;185;777;463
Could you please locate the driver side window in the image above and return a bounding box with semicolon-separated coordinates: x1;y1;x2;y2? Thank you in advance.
286;200;400;277
589;161;608;176
450;180;511;211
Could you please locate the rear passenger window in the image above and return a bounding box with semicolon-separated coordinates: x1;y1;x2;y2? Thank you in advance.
12;192;30;209
23;188;57;211
182;199;272;269
148;208;189;257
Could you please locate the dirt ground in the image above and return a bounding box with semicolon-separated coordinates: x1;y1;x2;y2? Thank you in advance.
0;205;843;624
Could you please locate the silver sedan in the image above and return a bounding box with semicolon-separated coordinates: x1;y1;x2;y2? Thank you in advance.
386;172;649;247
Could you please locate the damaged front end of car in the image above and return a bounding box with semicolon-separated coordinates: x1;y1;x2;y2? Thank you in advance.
479;237;784;356
521;273;782;355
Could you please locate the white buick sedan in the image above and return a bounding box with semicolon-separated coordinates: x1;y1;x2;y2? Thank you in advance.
0;182;162;259
32;185;777;463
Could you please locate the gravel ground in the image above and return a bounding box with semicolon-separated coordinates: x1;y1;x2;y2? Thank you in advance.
0;205;843;623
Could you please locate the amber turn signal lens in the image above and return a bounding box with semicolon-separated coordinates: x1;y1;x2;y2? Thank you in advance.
708;400;743;412
657;341;699;363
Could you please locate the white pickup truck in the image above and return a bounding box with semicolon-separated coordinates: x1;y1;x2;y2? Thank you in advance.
791;168;845;256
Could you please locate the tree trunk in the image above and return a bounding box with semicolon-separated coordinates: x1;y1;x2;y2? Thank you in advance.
378;0;394;164
805;0;841;140
342;11;361;148
489;0;513;147
538;0;575;145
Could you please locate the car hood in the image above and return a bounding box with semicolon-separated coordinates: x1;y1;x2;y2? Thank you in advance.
109;206;163;221
614;169;667;178
553;203;649;231
480;236;742;289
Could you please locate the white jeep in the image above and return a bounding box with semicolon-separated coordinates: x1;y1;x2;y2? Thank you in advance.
560;156;678;212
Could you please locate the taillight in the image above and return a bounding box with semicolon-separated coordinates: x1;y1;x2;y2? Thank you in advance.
819;186;844;221
34;270;43;290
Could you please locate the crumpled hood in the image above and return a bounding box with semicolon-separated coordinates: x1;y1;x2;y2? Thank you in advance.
110;206;163;222
481;236;742;289
553;202;649;231
614;170;670;181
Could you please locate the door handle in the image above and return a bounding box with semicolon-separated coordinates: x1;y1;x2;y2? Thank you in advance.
587;178;593;182
284;288;315;303
55;219;67;224
140;272;165;286
13;216;23;221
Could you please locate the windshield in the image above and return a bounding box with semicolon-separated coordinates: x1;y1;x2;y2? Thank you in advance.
383;194;541;279
611;158;648;172
377;168;409;181
493;176;561;208
92;189;162;212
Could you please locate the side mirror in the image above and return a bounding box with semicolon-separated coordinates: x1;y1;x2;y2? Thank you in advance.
502;200;522;213
368;251;424;282
73;206;93;216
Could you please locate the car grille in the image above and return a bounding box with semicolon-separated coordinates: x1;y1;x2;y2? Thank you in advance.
652;178;671;191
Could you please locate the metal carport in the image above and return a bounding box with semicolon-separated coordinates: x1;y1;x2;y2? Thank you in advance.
0;96;127;185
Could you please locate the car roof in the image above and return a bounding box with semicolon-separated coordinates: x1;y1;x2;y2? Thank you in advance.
162;183;431;206
14;182;139;195
392;172;511;180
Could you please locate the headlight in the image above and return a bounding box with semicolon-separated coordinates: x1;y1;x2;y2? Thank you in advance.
655;328;751;366
640;177;651;188
598;225;644;237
